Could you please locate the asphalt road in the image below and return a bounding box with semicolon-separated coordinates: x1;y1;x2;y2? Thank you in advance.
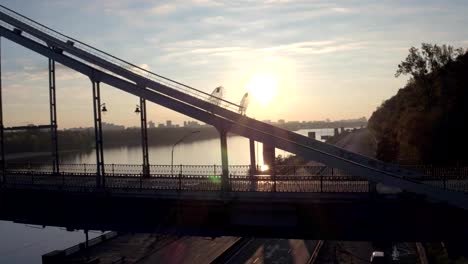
334;128;376;157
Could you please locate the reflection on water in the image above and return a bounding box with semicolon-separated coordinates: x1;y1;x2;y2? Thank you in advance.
60;129;340;166
62;136;265;165
0;221;100;264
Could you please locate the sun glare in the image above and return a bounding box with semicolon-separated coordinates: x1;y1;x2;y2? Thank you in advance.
245;74;278;106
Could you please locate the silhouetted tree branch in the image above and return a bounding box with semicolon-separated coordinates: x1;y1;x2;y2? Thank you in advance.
395;43;466;109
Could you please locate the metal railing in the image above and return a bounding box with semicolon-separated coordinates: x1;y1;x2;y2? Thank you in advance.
0;5;242;113
3;163;468;194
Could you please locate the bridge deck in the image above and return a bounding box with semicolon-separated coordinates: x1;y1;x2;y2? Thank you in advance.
3;163;468;196
1;184;468;241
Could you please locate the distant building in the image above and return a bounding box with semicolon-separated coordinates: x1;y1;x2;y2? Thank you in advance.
278;119;285;125
148;120;155;128
184;120;200;127
158;123;165;128
166;120;172;128
102;122;125;130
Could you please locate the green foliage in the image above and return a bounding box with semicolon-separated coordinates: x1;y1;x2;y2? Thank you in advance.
369;44;468;165
395;43;465;79
395;43;466;110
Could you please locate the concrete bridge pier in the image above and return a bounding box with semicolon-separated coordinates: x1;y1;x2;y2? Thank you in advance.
218;128;230;192
263;143;276;191
249;139;256;191
263;144;275;167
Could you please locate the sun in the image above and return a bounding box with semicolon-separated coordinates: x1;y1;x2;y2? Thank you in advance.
245;74;278;106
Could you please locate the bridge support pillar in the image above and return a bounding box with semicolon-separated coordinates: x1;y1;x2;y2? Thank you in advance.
219;129;230;192
48;57;59;174
91;80;105;188
0;38;4;184
263;144;276;191
249;139;256;191
139;97;150;177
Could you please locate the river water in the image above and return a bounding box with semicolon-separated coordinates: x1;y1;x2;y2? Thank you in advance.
60;128;337;165
0;128;340;263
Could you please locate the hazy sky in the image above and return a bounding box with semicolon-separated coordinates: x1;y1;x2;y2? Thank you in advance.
1;0;468;128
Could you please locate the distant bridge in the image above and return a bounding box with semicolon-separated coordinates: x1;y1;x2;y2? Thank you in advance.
0;5;468;240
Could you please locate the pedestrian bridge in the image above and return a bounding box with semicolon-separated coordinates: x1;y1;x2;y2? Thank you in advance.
1;5;468;240
1;163;468;241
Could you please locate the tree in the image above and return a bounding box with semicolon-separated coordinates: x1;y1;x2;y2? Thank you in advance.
395;43;466;109
395;43;465;79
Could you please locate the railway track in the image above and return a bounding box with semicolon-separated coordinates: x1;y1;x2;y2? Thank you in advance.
210;237;254;264
307;240;324;264
211;238;325;264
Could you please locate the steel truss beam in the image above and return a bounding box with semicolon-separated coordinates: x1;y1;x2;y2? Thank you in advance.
48;57;59;174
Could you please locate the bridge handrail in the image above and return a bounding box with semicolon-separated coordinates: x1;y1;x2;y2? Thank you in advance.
0;4;241;113
5;170;467;193
5;162;468;179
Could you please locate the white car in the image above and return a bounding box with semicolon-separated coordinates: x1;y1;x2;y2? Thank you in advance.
370;251;386;263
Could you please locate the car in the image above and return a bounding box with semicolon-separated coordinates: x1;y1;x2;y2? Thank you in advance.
370;251;386;264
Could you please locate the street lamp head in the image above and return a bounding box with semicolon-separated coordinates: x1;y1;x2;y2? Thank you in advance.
101;103;107;113
134;105;141;114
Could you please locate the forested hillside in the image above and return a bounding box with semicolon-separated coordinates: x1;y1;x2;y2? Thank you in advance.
369;44;468;165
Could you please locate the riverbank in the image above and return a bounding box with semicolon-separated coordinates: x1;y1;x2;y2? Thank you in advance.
3;126;223;155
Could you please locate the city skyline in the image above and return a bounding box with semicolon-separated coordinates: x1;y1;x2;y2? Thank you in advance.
1;0;468;128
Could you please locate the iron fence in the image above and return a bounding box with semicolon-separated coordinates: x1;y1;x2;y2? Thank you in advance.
2;163;468;193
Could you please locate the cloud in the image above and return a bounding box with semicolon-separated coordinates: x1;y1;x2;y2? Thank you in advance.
4;0;468;126
150;3;178;15
4;60;82;83
157;38;367;62
190;0;223;7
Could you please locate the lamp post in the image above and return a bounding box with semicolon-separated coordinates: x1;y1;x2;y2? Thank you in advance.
134;99;150;177
100;103;107;112
171;130;200;176
91;79;106;188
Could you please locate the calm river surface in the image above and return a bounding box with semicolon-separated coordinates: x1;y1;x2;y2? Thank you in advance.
0;128;339;263
61;128;336;165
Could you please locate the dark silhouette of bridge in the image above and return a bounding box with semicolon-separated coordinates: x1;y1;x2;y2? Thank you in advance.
0;5;467;240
